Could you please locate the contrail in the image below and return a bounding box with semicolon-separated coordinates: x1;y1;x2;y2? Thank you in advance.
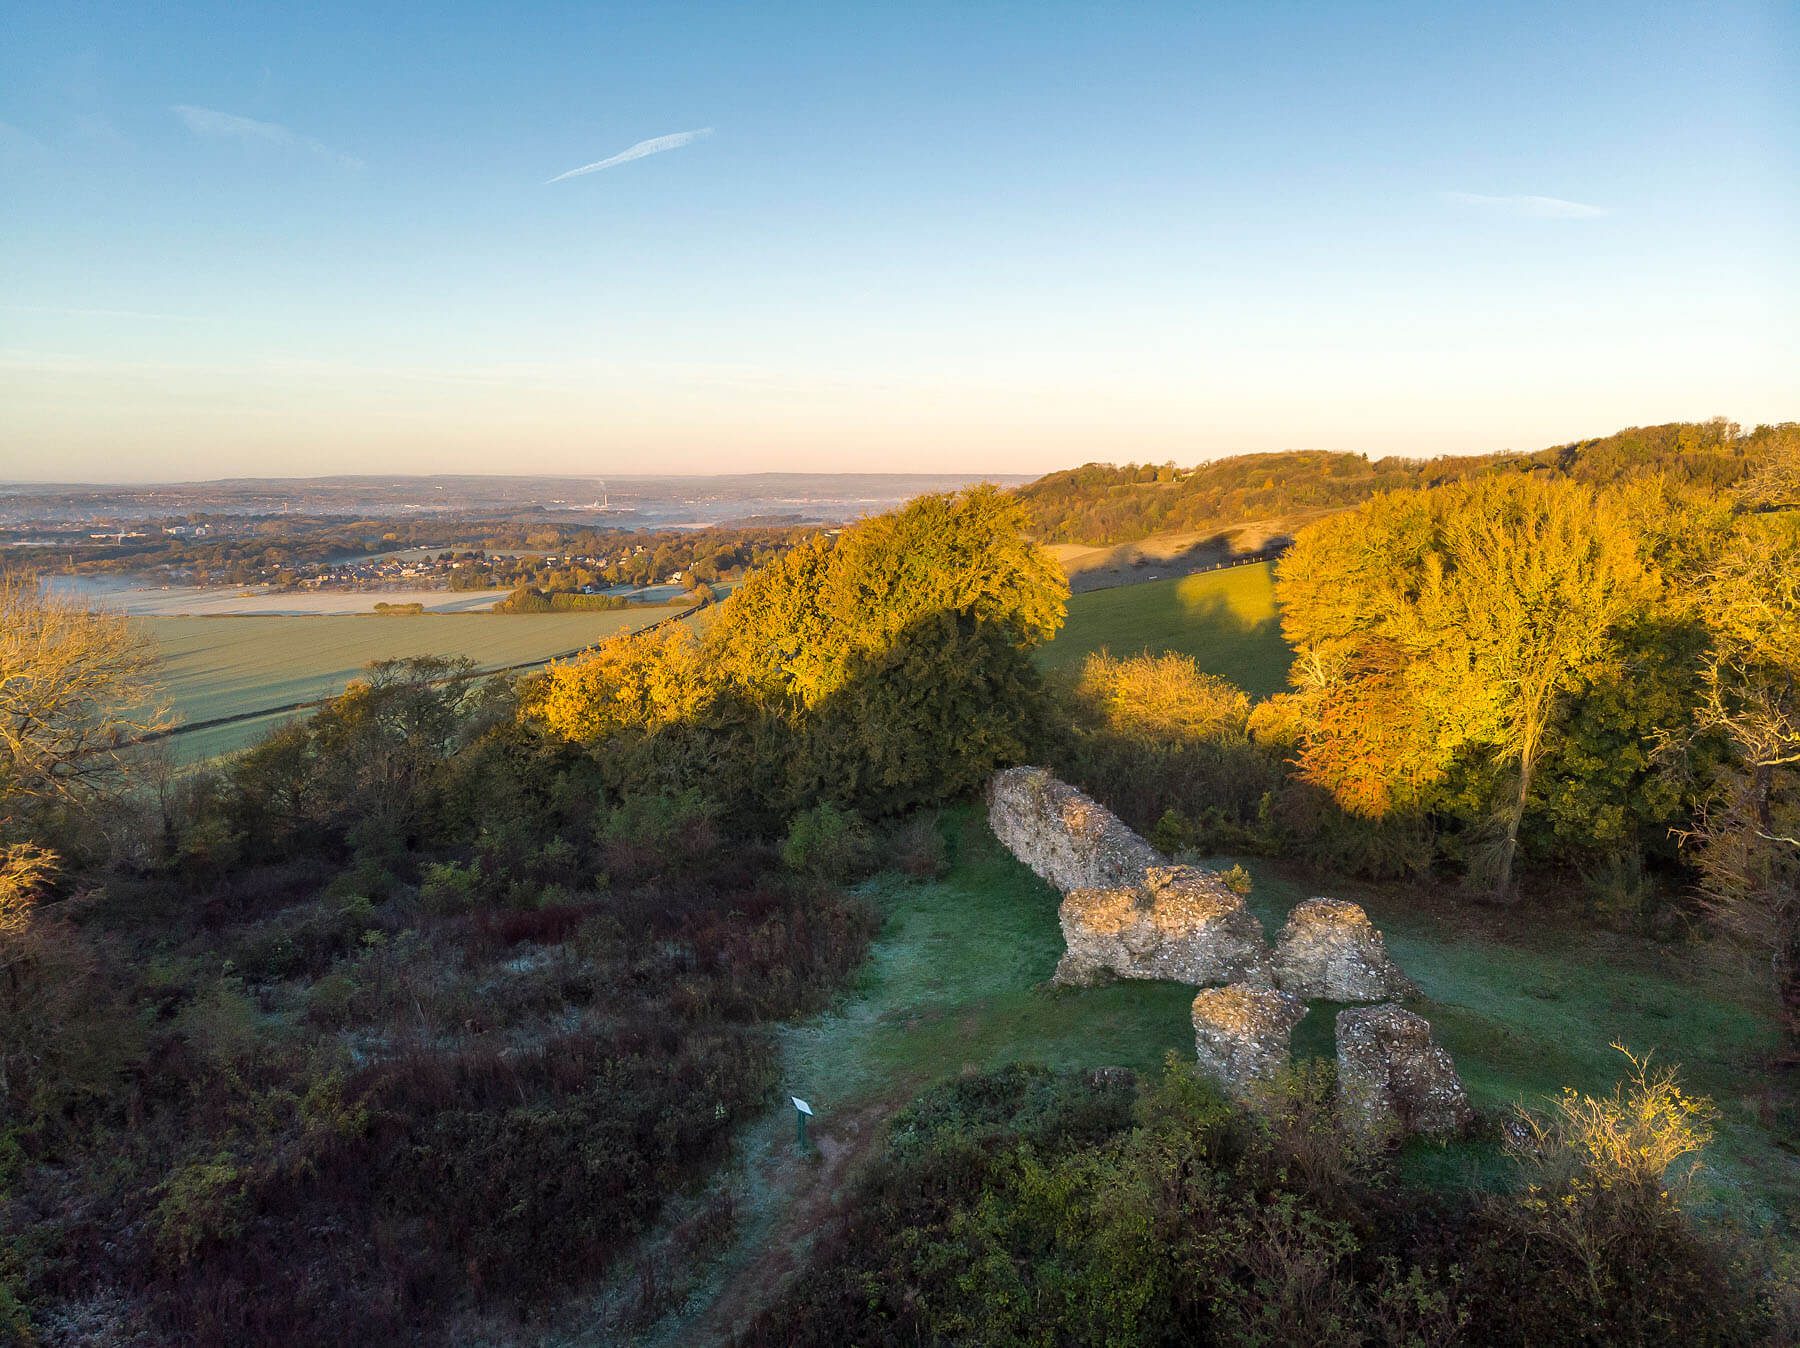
1443;191;1606;220
172;104;363;169
547;127;713;183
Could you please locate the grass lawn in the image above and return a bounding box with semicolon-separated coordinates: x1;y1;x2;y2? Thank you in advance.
778;810;1789;1223
1233;860;1791;1216
1041;561;1292;697
782;809;1196;1107
144;610;680;759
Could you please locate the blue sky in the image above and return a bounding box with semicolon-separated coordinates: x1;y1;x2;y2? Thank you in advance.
2;2;1794;480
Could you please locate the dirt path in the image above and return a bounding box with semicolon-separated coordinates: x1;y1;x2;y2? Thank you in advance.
675;1092;902;1345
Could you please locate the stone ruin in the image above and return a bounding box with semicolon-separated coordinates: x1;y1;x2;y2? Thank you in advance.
985;767;1473;1138
987;767;1266;988
987;766;1166;894
1056;865;1269;988
1191;985;1307;1101
1271;898;1419;1002
1334;1003;1474;1141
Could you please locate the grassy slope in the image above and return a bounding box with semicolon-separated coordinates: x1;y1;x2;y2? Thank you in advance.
1041;560;1291;697
640;810;1788;1343
144;610;676;759
804;815;1784;1213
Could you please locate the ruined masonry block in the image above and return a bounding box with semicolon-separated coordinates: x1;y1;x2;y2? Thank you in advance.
986;766;1166;895
1055;866;1271;988
1192;984;1307;1100
1334;1003;1473;1141
1272;898;1419;1002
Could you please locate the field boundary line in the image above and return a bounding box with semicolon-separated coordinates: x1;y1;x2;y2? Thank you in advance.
133;601;706;749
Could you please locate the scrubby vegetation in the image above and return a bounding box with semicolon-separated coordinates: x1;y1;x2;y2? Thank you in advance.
2;439;1797;1343
742;1056;1794;1347
0;653;881;1342
0;487;1065;1342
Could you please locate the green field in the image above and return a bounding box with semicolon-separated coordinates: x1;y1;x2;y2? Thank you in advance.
1043;560;1292;697
146;562;1287;762
145;610;674;759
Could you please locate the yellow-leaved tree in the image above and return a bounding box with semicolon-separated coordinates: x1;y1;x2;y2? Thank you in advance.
525;486;1069;815
1;571;167;834
1;572;162;1127
707;484;1066;708
1737;422;1800;511
1276;476;1654;898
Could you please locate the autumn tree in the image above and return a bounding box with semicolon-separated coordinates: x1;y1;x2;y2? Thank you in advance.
1737;422;1800;510
525;625;717;742
791;609;1051;814
1676;519;1800;1041
708;484;1067;709
0;574;160;1128
518;624;759;803
527;486;1068;815
1526;477;1731;865
0;571;167;836
1276;476;1653;898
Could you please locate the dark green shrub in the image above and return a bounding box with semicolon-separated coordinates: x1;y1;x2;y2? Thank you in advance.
597;789;722;879
417;859;480;915
780;804;876;885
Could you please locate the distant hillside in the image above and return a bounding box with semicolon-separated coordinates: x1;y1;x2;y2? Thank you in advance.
1018;419;1792;545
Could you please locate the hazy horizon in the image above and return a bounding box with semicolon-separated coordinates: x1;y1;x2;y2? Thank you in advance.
0;469;1040;489
6;421;1783;488
4;2;1796;480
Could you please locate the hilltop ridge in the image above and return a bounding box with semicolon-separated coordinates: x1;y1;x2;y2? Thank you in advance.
1016;418;1793;546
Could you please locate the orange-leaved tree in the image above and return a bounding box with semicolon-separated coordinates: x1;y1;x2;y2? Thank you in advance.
1677;516;1800;1042
1275;475;1653;898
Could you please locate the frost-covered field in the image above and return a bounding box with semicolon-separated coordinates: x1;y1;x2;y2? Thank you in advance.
43;575;510;615
144;609;680;758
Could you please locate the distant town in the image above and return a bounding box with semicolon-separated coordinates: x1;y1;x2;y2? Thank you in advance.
0;471;1027;595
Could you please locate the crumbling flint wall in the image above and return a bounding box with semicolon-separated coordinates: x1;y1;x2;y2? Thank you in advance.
987;766;1472;1139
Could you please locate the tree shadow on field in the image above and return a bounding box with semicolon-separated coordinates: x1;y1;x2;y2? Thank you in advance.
1041;565;1293;699
1131;585;1292;699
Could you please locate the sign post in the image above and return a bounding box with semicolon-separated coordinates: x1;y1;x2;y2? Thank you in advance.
791;1096;814;1150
